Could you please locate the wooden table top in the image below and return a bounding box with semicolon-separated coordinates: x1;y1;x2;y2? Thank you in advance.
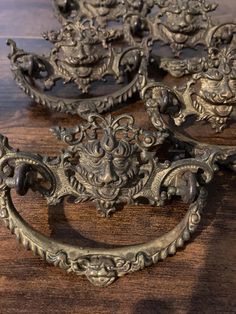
0;1;235;313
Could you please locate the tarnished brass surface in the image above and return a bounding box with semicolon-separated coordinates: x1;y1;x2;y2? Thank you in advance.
7;30;148;117
0;113;218;286
0;109;235;286
142;82;236;168
7;0;236;126
1;0;236;286
52;0;234;56
52;0;218;54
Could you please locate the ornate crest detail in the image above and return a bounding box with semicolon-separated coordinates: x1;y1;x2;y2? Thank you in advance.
51;113;167;216
41;21;124;93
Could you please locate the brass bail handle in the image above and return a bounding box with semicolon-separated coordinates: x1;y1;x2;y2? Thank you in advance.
0;115;215;286
0;174;207;287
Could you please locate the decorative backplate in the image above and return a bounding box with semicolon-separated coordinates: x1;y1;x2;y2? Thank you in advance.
50;113;168;216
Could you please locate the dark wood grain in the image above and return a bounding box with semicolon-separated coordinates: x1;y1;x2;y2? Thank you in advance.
0;1;235;314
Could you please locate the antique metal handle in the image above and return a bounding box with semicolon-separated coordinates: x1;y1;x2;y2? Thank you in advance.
7;0;236;124
0;112;217;287
142;82;236;170
0;183;207;287
7;35;148;118
1;0;236;287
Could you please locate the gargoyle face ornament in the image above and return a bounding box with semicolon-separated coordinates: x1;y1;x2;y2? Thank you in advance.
0;112;217;286
53;114;166;216
183;47;236;131
156;0;217;54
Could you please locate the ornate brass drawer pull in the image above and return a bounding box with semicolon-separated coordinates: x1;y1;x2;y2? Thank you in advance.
0;113;219;286
7;0;236;119
7;25;148;118
52;0;218;55
1;0;236;286
159;44;236;132
142;82;236;170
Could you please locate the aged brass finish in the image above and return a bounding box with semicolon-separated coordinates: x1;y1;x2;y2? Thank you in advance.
0;113;221;286
51;113;168;217
2;0;236;286
142;82;236;170
52;0;229;55
0;110;235;286
7;21;148;117
8;0;236;120
155;44;236;132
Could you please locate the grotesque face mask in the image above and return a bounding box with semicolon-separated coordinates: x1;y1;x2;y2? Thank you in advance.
76;133;141;212
193;48;236;128
156;0;217;53
54;114;165;216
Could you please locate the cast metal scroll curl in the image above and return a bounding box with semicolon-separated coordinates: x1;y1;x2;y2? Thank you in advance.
141;82;236;171
7;20;148;118
0;113;216;287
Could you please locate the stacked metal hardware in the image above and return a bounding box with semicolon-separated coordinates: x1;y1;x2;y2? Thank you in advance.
0;0;235;287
